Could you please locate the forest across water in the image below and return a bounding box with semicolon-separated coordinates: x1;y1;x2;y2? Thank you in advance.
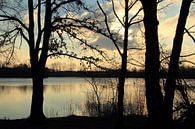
0;66;195;78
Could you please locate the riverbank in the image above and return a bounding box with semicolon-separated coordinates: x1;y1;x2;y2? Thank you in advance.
0;115;147;129
0;115;195;129
0;70;194;79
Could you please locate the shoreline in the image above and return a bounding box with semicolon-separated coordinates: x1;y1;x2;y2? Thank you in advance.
0;70;194;79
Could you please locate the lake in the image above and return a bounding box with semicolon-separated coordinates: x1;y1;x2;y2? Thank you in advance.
0;77;194;119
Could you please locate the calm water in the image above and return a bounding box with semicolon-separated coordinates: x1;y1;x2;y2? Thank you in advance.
0;77;194;119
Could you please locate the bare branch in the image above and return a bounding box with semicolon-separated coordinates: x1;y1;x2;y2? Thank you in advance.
128;7;143;26
158;3;172;11
187;25;195;30
0;26;19;64
0;15;28;31
185;28;195;43
97;1;122;56
111;0;124;26
127;47;144;50
47;52;112;70
129;19;143;26
62;27;110;62
160;52;195;63
180;52;195;58
128;0;139;11
179;60;195;65
18;28;29;43
51;0;79;13
127;61;144;67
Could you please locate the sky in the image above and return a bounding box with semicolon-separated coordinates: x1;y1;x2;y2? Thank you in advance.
158;0;195;65
0;0;195;70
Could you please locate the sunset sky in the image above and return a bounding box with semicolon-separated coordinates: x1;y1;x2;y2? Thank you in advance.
2;0;194;70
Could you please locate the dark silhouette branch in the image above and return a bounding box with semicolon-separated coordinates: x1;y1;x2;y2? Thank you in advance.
52;0;79;13
187;25;195;30
97;1;122;56
128;7;143;27
111;0;124;27
18;28;29;43
127;47;144;50
63;28;110;62
163;0;193;126
179;60;195;65
129;19;143;26
0;15;28;31
127;58;144;67
158;3;172;11
185;28;195;43
160;52;195;63
0;4;23;18
180;52;195;58
47;52;112;70
39;0;52;68
128;0;139;11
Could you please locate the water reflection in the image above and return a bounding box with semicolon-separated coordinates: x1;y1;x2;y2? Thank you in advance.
0;77;92;119
0;85;32;119
0;77;194;119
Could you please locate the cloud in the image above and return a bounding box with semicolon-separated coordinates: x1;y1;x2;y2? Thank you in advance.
79;0;143;51
159;15;178;41
90;34;115;49
159;12;195;50
16;0;195;67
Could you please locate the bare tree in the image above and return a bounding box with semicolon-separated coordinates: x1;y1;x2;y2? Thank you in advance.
163;0;194;127
140;0;194;128
64;0;143;128
139;0;164;128
0;0;84;122
53;0;143;128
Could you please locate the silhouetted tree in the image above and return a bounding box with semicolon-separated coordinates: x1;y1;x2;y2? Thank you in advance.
0;0;83;122
61;0;143;128
163;0;194;127
139;0;164;128
0;0;14;64
140;0;194;128
54;0;143;128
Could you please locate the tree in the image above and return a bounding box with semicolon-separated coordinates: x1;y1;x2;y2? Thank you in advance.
0;0;15;65
139;0;164;128
163;0;194;127
0;0;83;122
56;0;143;128
52;0;143;127
140;0;194;128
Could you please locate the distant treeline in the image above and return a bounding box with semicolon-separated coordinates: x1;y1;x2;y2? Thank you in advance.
0;67;144;78
0;65;194;78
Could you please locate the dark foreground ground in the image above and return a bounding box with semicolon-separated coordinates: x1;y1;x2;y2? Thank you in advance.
0;115;194;129
0;115;146;129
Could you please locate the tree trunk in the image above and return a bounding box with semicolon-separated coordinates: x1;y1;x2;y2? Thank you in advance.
29;64;46;122
140;0;164;128
163;0;193;127
115;1;128;128
29;0;51;122
116;55;127;128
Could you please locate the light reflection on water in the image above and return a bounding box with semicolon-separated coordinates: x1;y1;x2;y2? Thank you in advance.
0;77;91;119
0;85;32;119
0;77;194;119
